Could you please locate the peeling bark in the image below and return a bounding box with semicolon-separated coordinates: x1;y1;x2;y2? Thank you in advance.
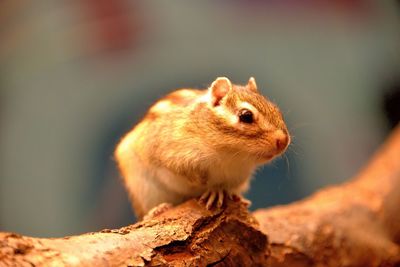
1;126;400;267
0;200;267;266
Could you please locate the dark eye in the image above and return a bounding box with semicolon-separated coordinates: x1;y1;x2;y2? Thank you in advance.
238;109;254;124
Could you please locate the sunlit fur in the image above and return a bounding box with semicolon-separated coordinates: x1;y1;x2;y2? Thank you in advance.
115;77;290;219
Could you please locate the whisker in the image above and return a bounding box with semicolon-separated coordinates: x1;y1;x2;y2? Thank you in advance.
286;137;304;156
288;122;312;131
286;144;301;156
284;153;290;177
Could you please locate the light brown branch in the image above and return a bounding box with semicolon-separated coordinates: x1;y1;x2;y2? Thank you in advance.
254;125;400;267
1;126;400;267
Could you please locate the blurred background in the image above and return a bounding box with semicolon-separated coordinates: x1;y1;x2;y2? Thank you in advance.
0;0;399;237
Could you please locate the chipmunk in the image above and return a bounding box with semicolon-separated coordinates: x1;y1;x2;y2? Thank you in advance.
115;77;290;219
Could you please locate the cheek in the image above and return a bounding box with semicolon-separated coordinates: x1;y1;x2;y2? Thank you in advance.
226;114;239;126
215;106;238;125
240;135;277;156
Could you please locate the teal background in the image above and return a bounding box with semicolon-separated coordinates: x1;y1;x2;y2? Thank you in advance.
0;1;399;237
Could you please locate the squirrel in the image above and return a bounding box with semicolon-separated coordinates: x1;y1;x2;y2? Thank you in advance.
115;77;290;219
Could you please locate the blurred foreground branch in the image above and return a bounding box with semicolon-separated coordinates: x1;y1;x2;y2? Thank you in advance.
1;126;400;267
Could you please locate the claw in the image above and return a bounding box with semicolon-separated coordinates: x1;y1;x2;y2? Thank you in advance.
199;189;226;210
199;190;211;204
231;194;251;207
216;190;224;208
143;202;173;220
229;193;241;202
227;193;251;207
206;191;217;209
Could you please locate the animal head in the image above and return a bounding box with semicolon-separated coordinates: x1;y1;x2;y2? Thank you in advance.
204;77;290;163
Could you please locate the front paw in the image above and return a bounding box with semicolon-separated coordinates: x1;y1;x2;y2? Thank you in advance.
227;193;251;207
143;202;173;220
198;189;226;210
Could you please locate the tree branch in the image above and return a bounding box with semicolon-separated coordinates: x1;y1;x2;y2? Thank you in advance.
254;125;400;266
1;126;400;266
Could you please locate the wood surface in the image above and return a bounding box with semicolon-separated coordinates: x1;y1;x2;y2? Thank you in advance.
1;126;399;267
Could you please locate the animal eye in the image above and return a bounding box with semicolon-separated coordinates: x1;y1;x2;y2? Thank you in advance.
238;109;254;124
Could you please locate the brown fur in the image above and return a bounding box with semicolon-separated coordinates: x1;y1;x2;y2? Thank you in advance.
115;77;290;219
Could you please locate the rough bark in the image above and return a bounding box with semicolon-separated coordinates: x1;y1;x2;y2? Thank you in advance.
1;126;400;267
253;125;400;267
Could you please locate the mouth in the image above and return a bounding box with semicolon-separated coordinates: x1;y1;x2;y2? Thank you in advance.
258;153;275;161
263;154;273;160
257;149;287;161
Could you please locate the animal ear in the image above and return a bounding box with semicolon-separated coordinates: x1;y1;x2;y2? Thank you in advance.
209;77;232;106
247;77;258;92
